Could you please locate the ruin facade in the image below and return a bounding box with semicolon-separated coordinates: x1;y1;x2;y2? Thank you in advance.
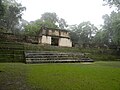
38;27;72;47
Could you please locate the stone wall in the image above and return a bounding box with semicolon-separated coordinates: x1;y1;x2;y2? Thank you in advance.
41;35;51;44
59;38;72;47
38;27;72;47
60;31;69;38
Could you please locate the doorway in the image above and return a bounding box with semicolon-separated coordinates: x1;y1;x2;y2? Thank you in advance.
51;37;59;46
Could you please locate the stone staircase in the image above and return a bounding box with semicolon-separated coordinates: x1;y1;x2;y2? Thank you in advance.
25;51;94;63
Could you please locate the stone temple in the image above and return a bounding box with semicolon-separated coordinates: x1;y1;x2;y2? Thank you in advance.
38;27;72;47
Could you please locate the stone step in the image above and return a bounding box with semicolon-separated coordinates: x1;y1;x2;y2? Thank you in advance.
26;59;94;63
25;55;81;58
26;57;79;60
24;51;93;63
26;59;83;63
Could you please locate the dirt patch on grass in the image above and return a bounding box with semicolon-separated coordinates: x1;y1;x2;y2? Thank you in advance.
0;63;31;90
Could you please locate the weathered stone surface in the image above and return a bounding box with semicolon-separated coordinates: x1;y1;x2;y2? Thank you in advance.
38;27;72;47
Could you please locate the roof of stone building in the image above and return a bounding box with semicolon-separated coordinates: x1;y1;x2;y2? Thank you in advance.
38;26;70;39
40;26;69;32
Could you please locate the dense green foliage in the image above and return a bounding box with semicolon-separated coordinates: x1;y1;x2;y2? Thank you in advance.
0;62;120;90
102;11;120;46
24;12;68;36
69;21;98;47
0;0;25;34
0;0;5;17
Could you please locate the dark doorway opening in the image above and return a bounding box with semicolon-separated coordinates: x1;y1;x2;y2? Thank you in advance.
51;37;59;46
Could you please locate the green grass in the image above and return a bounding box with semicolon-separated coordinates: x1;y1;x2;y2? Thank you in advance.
0;62;120;90
27;62;120;90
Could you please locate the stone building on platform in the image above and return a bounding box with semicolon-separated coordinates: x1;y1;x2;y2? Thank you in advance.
38;27;72;47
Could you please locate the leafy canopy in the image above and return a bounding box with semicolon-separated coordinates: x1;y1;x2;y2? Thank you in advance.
0;0;26;34
24;12;68;36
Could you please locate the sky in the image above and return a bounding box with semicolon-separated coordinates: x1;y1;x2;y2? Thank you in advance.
18;0;112;27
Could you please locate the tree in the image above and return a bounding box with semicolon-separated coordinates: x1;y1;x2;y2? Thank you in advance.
40;12;68;29
103;0;120;11
58;18;68;29
24;19;43;36
93;29;109;47
0;0;26;34
0;0;5;18
69;22;98;47
77;22;97;45
69;25;79;45
24;12;68;36
102;11;120;45
40;12;58;28
112;20;120;45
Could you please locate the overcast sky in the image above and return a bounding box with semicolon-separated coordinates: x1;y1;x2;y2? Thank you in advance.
19;0;112;27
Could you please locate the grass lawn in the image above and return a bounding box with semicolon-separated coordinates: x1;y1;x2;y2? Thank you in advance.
0;61;120;90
